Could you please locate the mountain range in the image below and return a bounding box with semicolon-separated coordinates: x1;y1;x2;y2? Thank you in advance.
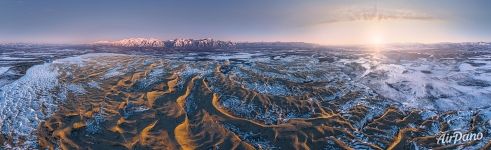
94;38;236;49
92;38;322;50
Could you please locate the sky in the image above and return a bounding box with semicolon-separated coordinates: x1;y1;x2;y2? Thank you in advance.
1;0;490;45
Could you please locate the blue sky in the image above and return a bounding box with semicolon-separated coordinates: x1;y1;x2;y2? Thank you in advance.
1;0;490;45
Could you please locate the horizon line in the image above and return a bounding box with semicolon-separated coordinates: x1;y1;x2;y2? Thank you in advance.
1;38;490;47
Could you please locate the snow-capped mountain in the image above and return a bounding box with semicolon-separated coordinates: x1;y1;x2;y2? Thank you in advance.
94;38;165;47
94;38;235;49
92;37;325;50
169;38;235;49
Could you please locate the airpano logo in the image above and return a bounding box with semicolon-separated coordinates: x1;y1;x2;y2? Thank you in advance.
436;131;484;145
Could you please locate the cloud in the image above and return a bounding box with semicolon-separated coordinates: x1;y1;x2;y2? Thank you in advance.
311;7;438;25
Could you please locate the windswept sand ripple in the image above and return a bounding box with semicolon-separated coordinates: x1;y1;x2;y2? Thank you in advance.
1;50;490;149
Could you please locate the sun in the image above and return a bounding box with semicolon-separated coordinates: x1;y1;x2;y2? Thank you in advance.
367;32;386;52
370;34;385;46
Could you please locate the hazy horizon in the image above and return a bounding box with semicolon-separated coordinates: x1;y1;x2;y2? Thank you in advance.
1;0;491;45
2;37;491;47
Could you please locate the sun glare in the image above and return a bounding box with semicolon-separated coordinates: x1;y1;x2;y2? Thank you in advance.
370;34;384;46
368;32;385;51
